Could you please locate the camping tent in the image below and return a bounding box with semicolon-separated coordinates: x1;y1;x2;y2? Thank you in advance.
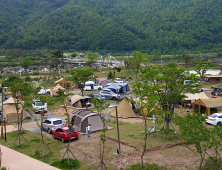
70;95;91;108
97;78;108;87
184;92;212;101
3;97;22;122
104;83;130;94
109;100;137;118
55;78;71;89
193;97;222;116
50;84;66;96
70;109;103;133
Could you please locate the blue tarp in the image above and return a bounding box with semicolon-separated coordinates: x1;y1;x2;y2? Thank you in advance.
104;83;130;93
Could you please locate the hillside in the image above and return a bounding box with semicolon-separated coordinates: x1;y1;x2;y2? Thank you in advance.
1;0;222;52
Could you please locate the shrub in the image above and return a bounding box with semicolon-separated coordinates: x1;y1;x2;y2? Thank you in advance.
126;163;168;170
51;158;80;169
24;76;32;82
202;157;222;170
33;71;40;75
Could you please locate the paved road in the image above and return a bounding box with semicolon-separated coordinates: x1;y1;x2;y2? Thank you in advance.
0;145;60;170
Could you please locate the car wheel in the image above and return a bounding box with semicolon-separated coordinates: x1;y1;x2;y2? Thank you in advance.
52;134;55;139
217;122;222;126
46;91;50;94
61;137;65;143
48;128;51;134
98;87;102;90
112;97;117;100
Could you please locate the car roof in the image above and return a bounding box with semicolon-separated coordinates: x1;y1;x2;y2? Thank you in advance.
211;113;222;115
45;118;62;121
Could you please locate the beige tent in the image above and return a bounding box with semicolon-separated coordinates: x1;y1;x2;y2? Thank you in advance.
184;92;212;101
109;100;137;118
3;97;22;122
50;84;66;96
71;95;82;108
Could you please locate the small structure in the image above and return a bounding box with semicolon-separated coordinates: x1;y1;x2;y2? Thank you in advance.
70;95;91;108
3;97;22;122
50;84;66;96
70;109;104;133
203;75;222;84
109;100;137;118
55;78;71;89
193;97;222;116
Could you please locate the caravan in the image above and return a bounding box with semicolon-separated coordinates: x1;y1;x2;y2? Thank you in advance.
84;81;103;91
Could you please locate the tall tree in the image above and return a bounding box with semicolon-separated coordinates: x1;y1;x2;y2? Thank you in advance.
20;56;33;70
183;54;191;68
41;50;64;80
132;51;143;79
90;98;109;170
141;63;199;132
130;81;158;169
69;68;94;96
193;61;212;82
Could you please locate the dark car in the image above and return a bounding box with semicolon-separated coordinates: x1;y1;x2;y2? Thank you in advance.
87;93;106;101
52;126;78;143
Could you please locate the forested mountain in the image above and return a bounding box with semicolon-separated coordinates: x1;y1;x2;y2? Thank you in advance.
1;0;222;53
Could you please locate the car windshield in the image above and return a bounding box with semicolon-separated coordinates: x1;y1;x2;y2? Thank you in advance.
35;102;44;106
209;114;218;118
116;78;122;81
53;120;63;125
94;94;101;98
65;128;76;133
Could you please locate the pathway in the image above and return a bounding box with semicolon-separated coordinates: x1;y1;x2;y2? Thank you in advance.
0;145;60;170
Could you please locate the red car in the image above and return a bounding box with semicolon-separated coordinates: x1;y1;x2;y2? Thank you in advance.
52;126;78;143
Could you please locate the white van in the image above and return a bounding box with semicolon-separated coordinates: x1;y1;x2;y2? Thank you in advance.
84;81;103;91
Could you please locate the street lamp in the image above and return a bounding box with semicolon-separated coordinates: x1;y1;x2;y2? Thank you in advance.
1;86;8;139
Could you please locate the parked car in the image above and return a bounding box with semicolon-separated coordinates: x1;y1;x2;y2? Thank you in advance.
205;113;222;126
87;93;106;101
100;89;120;100
183;80;198;86
37;87;51;95
32;99;47;113
43;118;65;134
115;78;123;83
18;68;31;73
84;81;103;91
52;126;78;143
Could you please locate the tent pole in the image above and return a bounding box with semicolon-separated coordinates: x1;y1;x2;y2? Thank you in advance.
116;106;123;170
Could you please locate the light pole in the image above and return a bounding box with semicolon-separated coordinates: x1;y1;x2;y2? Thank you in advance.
1;86;8;139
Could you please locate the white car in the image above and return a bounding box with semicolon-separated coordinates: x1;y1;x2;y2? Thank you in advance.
43;118;64;134
100;89;120;100
32;99;47;113
84;81;103;91
205;113;222;126
115;78;123;83
37;87;51;95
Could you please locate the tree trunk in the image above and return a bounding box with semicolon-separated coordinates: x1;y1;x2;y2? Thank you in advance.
48;68;52;81
166;119;170;133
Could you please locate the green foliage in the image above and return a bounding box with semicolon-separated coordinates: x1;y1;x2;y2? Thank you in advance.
193;61;212;81
126;162;168;170
107;71;114;79
2;0;222;52
24;76;32;82
202;157;222;170
32;71;40;75
51;158;80;169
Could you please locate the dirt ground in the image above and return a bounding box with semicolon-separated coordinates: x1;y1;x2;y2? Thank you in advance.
64;134;200;170
51;107;76;116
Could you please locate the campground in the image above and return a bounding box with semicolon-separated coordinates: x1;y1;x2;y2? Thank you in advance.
0;109;202;170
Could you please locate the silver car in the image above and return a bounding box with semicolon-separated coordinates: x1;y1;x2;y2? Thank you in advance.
100;89;120;100
43;118;65;134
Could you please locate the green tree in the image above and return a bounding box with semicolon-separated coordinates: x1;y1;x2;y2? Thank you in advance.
141;63;199;132
193;61;212;82
132;51;143;79
179;113;222;169
69;68;94;96
183;54;191;68
130;81;158;169
90;98;109;169
20;56;33;70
